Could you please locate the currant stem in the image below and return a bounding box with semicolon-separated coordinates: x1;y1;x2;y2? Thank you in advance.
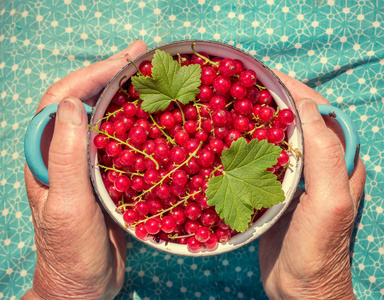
168;233;195;239
149;114;177;146
251;209;265;223
247;123;265;136
133;142;203;201
225;100;235;108
118;75;129;93
115;203;135;213
191;42;219;67
282;141;302;158
89;125;160;170
194;103;215;137
276;163;291;179
137;200;185;225
127;59;144;77
95;107;124;124
255;83;267;90
176;53;187;66
174;101;186;124
134;190;200;225
97;163;142;177
211;164;225;177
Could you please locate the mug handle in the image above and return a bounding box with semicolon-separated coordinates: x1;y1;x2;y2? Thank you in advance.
297;104;360;190
24;103;93;186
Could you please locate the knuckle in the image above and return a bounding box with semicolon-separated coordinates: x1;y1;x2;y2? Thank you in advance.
44;81;64;103
308;130;346;168
329;198;355;226
310;130;341;153
42;195;83;232
42;78;72;106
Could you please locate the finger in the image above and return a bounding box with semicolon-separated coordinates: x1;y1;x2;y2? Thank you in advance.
25;40;147;203
36;39;148;113
273;70;330;105
46;97;94;211
275;70;345;147
348;157;366;212
297;98;351;204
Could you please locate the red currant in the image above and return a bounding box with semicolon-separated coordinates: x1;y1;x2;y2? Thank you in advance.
114;174;131;192
277;150;290;167
204;232;218;250
145;218;161;235
187;236;202;252
128;125;147;145
259;106;275;122
195;226;211;243
218;58;237;77
184;220;200;234
258;89;272;105
185;202;202;220
197;149;215;168
238;69;257;87
94;134;108;149
230;81;247;100
139;60;153;77
135;201;150;217
172;169;188;186
213;75;231;94
200;208;219;227
135;223;148;240
123;209;138;225
278;108;295;126
234;98;253;115
170;147;187;164
160;112;176;129
105;141;122;157
169;206;186;225
161;216;177;233
201;66;217;85
267;126;285;145
112;91;128;106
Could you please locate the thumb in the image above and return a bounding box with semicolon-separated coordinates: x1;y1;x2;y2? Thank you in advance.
297;98;352;213
47;97;93;205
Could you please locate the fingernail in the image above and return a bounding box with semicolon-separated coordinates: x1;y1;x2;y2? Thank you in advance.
298;99;321;125
57;99;83;126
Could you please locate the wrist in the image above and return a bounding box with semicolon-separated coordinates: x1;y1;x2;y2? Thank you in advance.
273;286;356;300
264;262;356;300
272;284;356;300
22;284;118;300
24;258;118;300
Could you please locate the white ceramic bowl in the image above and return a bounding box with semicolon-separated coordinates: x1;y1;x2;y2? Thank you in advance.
88;40;304;257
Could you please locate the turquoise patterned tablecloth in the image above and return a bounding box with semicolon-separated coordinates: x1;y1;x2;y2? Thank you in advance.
1;1;383;299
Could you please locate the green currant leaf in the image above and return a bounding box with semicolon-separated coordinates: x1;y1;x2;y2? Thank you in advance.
131;49;202;113
206;138;284;233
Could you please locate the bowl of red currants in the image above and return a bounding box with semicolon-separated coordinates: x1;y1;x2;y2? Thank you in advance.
25;39;359;256
88;40;304;256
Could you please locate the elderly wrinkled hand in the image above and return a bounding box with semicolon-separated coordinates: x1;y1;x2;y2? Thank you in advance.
22;40;147;300
259;71;366;300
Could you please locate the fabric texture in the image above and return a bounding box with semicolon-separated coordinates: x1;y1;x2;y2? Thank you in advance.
0;0;383;299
